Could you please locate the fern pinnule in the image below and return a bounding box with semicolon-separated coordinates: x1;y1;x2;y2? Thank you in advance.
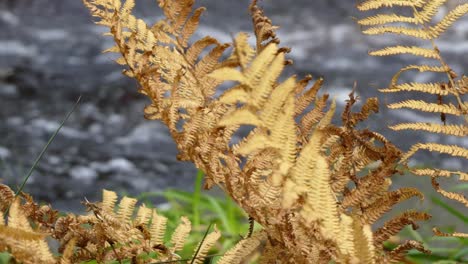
170;216;191;254
150;210;168;246
352;219;376;264
431;177;468;207
401;142;468;162
361;188;424;224
369;46;441;59
249;0;281;52
379;82;450;95
388;100;465;115
433;228;468;238
0;184;14;211
190;225;221;264
102;189;118;212
360;3;468;40
381;240;430;263
412;168;468;181
357;0;427;11
374;210;431;245
390;123;467;136
217;230;266;264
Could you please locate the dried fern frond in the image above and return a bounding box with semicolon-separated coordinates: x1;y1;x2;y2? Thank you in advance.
357;0;427;11
83;0;432;262
390;123;467;137
217;230;267;264
190;225;221;264
433;227;468;238
374;211;431;245
358;0;468;223
379;82;450;95
0;184;225;263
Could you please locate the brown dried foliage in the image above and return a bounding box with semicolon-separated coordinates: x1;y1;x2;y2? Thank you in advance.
78;0;439;262
0;184;221;263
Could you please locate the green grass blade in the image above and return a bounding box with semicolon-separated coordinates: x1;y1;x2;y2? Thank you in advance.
190;222;213;264
451;247;468;260
0;252;11;264
451;183;468;191
431;196;468;223
206;196;232;234
193;170;204;227
6;96;81;214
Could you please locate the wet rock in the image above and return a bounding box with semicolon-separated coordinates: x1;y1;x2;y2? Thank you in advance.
90;158;136;174
69;166;98;184
0;146;11;159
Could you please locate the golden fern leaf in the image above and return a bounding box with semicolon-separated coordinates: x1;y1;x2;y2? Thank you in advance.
390;123;467;136
7;199;32;232
294;76;324;117
384;240;430;263
358;0;467;215
0;228;49;264
362;188;424;224
102;189;118;212
357;0;427;11
0;184;14;211
401;143;468;163
431;177;468;207
217;230;267;264
388;100;464;115
211;42;283;109
186;36;221;65
411;168;468;181
352;219;376;264
433;228;468;238
117;196;138;222
84;0;433;262
337;214;356;259
361;8;468;39
190;226;221;264
379;82;449;95
170;216;191;253
60;238;76;264
5;200;55;263
341;176;387;209
249;0;280;52
374;211;431;245
178;7;206;47
286;128;340;239
150;210;168;246
231;32;257;70
359;0;447;26
358;14;422;26
369;46;440;59
390;65;450;86
0;225;45;242
135;204;153;225
300;95;329;135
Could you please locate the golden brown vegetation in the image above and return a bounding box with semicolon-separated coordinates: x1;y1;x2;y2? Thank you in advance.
1;0;466;263
0;183;232;263
357;0;468;237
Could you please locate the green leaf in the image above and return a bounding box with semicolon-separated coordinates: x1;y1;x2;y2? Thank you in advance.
193;170;204;227
0;252;11;264
431;196;468;223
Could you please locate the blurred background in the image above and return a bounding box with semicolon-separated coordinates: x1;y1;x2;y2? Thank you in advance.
0;0;466;234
